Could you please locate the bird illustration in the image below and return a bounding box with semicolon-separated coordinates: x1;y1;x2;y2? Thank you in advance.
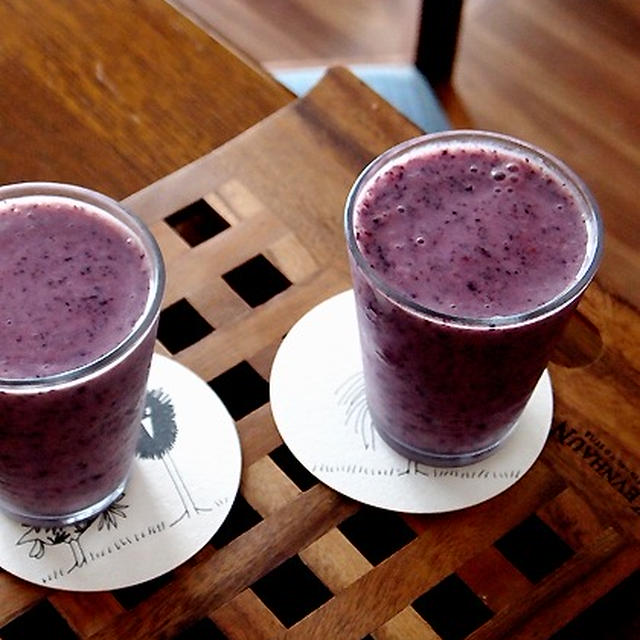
138;388;211;526
16;497;128;573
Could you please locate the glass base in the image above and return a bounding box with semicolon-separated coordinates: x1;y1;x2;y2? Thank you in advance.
0;476;128;527
374;420;520;468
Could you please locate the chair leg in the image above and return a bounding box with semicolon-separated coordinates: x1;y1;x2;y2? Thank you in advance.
415;0;464;86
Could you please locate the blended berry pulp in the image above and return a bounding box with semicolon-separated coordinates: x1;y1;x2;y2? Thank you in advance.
0;193;158;523
348;134;597;465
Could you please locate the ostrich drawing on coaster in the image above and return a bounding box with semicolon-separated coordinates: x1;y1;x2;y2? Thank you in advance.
335;371;427;475
139;388;211;526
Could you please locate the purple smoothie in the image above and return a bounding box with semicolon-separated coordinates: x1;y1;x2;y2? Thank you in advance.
0;183;164;524
346;131;602;466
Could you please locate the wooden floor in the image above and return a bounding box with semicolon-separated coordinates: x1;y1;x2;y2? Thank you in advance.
170;0;423;68
173;0;640;310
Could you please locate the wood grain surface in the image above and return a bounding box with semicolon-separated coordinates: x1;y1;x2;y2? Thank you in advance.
169;0;423;69
3;67;630;639
0;0;291;200
129;69;637;638
1;0;639;636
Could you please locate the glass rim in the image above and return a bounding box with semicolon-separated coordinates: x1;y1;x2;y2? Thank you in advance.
345;129;603;329
0;181;165;389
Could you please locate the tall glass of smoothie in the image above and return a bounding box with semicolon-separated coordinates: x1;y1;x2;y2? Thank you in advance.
345;131;602;466
0;182;165;525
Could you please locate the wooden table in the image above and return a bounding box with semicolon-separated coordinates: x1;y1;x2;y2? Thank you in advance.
1;2;639;639
0;0;291;199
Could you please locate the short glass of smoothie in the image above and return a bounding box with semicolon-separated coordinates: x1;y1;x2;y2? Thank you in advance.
345;131;602;467
0;182;165;525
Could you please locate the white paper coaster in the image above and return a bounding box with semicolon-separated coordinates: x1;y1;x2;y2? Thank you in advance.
0;354;242;591
270;290;553;514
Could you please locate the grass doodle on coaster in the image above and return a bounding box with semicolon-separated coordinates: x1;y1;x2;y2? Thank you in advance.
0;354;242;591
270;290;553;513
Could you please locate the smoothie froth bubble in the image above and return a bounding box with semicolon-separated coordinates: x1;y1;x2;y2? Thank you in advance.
345;131;602;466
0;182;165;525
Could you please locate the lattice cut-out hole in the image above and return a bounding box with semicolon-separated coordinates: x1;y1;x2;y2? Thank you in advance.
165;198;230;247
158;298;214;354
0;600;77;640
252;555;332;628
413;573;493;640
337;505;416;565
112;572;174;609
210;493;263;549
172;617;228;640
208;361;269;420
494;514;575;583
269;444;318;491
222;254;291;307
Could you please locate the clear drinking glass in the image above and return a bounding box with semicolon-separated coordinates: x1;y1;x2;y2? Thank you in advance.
0;182;165;525
345;131;602;466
